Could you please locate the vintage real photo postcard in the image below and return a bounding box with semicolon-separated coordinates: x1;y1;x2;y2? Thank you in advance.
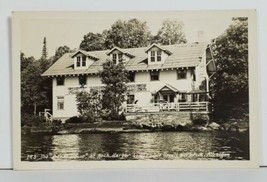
12;10;259;170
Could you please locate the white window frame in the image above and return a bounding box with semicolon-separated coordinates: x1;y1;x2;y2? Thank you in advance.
150;51;155;62
82;56;86;67
156;51;162;62
76;57;81;67
112;53;124;64
57;96;64;110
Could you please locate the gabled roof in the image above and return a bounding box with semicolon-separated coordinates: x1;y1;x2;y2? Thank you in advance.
144;43;172;55
42;42;209;77
155;83;179;93
106;47;135;58
71;49;99;61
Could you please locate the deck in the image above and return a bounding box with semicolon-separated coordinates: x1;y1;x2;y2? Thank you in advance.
125;102;210;113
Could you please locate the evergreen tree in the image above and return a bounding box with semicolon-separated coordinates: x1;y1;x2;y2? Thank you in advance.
42;37;48;59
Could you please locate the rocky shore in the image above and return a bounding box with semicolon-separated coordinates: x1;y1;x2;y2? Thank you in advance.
22;119;248;135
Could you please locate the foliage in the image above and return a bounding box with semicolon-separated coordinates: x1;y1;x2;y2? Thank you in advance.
21;58;50;115
104;19;152;49
76;90;103;123
191;113;209;126
21;113;46;127
210;18;248;120
100;60;128;119
153;19;187;45
65;116;84;124
51;45;72;63
20;52;34;72
80;32;106;51
79;18;188;51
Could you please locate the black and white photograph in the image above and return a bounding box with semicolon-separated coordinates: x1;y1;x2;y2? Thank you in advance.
12;10;258;169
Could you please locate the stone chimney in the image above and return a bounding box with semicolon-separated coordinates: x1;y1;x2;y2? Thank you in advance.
197;31;205;43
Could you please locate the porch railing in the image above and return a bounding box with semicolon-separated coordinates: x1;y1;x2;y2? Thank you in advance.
39;109;53;122
125;102;209;113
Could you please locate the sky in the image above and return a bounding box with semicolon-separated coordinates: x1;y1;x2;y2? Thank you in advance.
19;11;234;59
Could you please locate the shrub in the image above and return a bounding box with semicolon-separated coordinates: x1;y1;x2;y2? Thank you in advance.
21;113;45;127
76;90;103;123
191;113;209;126
52;119;62;126
65;116;83;124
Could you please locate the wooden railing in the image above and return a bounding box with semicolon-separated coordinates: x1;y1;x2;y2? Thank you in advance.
39;109;53;122
125;102;209;113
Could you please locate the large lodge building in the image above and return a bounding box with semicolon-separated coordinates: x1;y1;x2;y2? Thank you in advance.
42;41;216;121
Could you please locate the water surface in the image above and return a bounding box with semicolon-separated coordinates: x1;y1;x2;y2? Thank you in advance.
21;131;249;161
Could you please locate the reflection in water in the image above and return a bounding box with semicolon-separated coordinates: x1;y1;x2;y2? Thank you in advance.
21;131;249;161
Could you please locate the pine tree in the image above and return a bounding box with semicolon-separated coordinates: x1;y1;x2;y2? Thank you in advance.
42;37;48;59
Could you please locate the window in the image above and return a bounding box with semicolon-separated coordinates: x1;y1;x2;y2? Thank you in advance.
82;56;86;67
157;51;162;62
112;54;117;64
57;97;64;110
77;57;81;67
128;72;135;82
178;93;187;102
79;75;87;85
177;69;187;79
151;51;155;62
150;70;160;81
112;53;123;64
56;77;65;86
127;95;135;104
118;53;123;63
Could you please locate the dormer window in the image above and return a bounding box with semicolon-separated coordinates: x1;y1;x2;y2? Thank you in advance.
151;51;161;62
77;57;81;67
112;53;123;64
107;47;134;65
82;56;86;67
71;50;98;70
145;44;171;65
118;53;123;63
112;54;117;64
76;56;86;67
151;51;155;62
157;51;162;62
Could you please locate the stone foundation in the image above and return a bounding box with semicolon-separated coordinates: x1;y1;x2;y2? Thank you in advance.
125;112;209;126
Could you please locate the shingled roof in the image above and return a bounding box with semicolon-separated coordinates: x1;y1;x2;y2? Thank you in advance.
42;42;208;77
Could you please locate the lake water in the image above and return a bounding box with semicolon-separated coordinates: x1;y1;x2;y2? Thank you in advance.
21;131;249;161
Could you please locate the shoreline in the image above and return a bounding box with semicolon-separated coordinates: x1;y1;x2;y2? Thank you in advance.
22;124;248;135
